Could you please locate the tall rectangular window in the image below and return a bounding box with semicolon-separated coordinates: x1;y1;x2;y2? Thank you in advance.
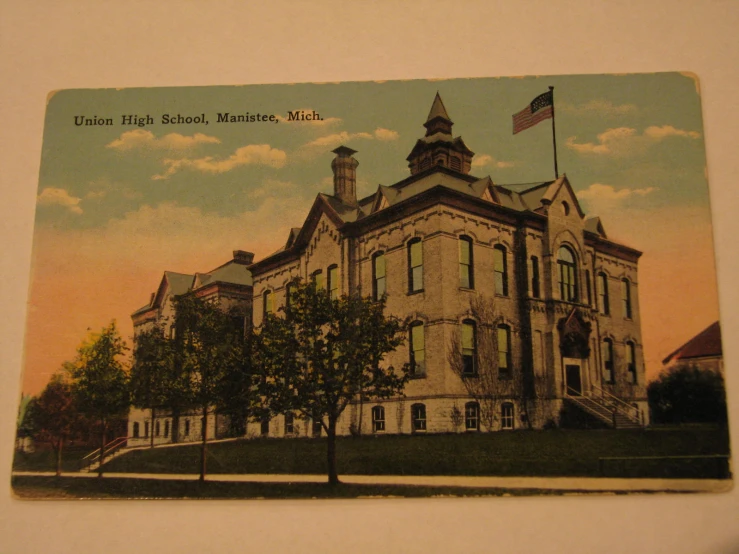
284;412;294;435
602;339;614;384
328;265;339;300
622;279;632;319
494;245;508;296
312;270;324;290
461;320;476;375
372;406;385;432
530;256;540;298
410;322;426;376
585;270;592;306
459;237;474;289
501;403;514;430
465;402;480;431
626;342;637;384
498;325;511;378
408;239;423;292
598;273;610;315
372;253;386;300
263;290;273;318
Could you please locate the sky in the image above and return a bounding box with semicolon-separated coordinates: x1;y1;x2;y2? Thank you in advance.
22;72;718;395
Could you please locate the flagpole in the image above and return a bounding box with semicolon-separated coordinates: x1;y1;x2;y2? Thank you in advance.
549;86;559;179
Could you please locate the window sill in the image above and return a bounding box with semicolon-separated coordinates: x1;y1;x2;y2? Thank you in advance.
408;373;427;380
407;289;424;296
458;287;476;292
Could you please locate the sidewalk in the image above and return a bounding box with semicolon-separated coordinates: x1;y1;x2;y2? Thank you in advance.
11;471;732;493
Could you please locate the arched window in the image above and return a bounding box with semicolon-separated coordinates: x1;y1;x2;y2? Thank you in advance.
622;279;632;319
459;236;474;289
184;419;190;437
263;290;273;318
501;403;515;430
311;270;324;290
411;403;427;432
164;420;170;438
409;321;426;377
465;402;480;431
602;338;614;384
284;412;294;435
132;422;140;438
558;246;578;302
144;421;149;438
408;238;424;293
372;252;386;300
626;342;637;384
328;264;339;299
497;324;512;378
597;272;610;315
530;255;541;298
461;320;476;375
155;420;161;437
494;245;508;296
285;282;296;308
372;406;385;432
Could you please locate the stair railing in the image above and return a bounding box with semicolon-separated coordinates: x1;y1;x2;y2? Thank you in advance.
79;436;129;472
590;384;641;423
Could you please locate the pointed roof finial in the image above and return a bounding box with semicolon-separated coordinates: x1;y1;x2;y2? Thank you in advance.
426;91;451;123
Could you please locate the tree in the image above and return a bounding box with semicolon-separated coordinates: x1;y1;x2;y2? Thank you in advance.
448;295;516;431
129;323;176;449
26;373;83;476
172;292;245;482
68;321;130;477
648;365;728;424
254;279;409;485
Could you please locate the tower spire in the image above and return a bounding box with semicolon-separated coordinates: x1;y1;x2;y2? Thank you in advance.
423;92;453;137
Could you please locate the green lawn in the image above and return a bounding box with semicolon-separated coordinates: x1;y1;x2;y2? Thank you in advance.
99;427;731;479
12;445;95;473
9;475;635;500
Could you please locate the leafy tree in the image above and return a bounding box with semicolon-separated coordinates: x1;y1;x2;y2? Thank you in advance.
129;323;176;449
254;279;409;485
172;292;245;482
26;373;85;475
648;365;728;424
68;321;130;477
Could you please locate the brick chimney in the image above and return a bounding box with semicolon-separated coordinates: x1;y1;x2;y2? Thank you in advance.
331;146;358;206
233;250;255;265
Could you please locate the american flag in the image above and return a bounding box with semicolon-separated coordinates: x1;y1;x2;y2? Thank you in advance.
512;90;554;135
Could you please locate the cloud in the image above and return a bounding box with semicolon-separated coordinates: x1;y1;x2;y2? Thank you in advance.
37;187;83;214
106;130;221;152
471;154;515;169
300;128;400;153
576;183;658;201
152;144;287;180
566;125;700;157
374;127;399;141
559;99;638;116
643;125;701;140
245;178;298;200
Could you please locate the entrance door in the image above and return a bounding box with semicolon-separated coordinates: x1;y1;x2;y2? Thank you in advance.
566;364;582;396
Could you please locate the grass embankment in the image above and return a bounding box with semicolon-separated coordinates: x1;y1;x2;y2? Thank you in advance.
12;445;94;473
11;475;592;500
100;427;731;478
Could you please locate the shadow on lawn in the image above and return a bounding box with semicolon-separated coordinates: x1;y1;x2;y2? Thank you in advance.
11;475;601;500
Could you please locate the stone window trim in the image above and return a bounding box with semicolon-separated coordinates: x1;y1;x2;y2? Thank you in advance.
407;238;424;294
372;405;386;433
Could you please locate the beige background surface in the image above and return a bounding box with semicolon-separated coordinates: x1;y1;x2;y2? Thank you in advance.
1;2;738;553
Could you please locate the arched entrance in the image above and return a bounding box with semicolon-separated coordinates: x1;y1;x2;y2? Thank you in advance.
557;309;592;396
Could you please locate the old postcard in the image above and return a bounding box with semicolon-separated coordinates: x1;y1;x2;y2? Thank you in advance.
11;73;731;499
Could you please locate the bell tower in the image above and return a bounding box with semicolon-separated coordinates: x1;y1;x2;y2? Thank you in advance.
406;92;475;175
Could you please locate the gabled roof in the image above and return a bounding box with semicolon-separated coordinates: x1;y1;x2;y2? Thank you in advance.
663;321;723;364
584;216;607;238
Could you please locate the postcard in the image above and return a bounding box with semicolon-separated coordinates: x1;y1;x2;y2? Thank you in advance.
11;73;731;499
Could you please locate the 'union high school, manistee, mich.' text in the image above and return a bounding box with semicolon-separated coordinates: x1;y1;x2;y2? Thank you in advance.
73;110;324;127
